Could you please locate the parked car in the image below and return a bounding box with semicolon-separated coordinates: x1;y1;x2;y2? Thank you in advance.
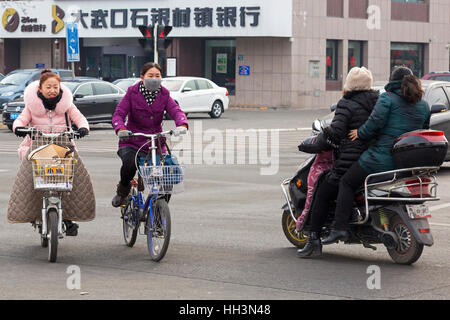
162;77;229;118
0;68;75;113
313;80;450;160
2;78;125;130
422;71;450;82
112;77;140;91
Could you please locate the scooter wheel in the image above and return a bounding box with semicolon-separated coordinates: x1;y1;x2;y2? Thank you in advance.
281;210;308;248
387;214;424;265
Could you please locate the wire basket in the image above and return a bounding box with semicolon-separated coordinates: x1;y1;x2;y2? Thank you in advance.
28;125;74;151
139;165;184;194
31;158;77;191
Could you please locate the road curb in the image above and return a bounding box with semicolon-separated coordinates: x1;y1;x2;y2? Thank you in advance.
229;104;291;111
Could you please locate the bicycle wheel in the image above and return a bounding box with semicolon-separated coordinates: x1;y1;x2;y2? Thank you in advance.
122;187;139;247
147;199;171;262
47;209;58;263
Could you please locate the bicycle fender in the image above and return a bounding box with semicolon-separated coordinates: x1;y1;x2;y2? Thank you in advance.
387;205;434;246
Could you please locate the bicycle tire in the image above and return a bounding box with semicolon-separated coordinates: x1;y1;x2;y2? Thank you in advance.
122;187;139;247
47;209;58;263
147;199;171;262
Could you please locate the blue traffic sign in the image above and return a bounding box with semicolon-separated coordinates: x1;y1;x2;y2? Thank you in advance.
239;66;250;76
66;23;80;62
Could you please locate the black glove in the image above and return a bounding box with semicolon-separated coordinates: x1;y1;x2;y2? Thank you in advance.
77;127;89;139
298;132;332;154
14;126;28;138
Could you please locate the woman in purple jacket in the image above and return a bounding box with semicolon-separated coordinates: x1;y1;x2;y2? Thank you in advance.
111;62;188;207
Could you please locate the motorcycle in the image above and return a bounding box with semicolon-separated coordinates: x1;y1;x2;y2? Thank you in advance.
281;129;448;265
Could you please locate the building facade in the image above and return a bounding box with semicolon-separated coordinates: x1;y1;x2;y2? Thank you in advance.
0;0;449;109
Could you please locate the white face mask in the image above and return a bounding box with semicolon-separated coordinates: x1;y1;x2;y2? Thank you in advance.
144;78;161;91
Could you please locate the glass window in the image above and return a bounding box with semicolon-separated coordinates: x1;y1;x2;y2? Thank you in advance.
103;55;126;82
183;80;198;91
162;80;184;91
205;39;236;95
31;73;42;82
327;0;344;17
0;72;32;86
348;41;364;70
326;40;339;80
390;43;424;78
428;87;450;108
196;80;210;90
392;0;425;3
93;82;116;95
128;56;147;78
114;79;138;91
430;76;450;82
59;71;73;78
75;83;94;97
61;82;79;93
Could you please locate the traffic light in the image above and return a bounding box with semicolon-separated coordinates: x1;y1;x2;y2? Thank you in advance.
156;25;173;54
138;25;154;58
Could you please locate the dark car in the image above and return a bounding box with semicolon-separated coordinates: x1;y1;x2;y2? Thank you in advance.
313;80;450;160
422;71;450;82
0;68;75;113
2;78;125;130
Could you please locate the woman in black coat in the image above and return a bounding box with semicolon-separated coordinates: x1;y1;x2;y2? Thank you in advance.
298;67;379;258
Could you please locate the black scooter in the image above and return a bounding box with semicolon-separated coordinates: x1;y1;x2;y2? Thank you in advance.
281;130;447;265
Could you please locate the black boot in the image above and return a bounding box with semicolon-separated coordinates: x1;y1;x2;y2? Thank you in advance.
64;220;79;236
112;182;131;208
297;231;322;258
322;229;349;245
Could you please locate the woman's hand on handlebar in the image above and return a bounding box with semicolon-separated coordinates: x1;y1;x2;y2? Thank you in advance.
75;127;89;139
117;129;132;140
14;126;29;138
173;126;187;137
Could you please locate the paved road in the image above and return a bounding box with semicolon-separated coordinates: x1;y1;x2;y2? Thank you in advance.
1;109;449;300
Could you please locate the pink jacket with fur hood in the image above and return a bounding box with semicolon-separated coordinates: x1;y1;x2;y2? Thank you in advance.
13;81;89;160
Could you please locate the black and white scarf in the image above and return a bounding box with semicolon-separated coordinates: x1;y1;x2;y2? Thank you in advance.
139;81;160;107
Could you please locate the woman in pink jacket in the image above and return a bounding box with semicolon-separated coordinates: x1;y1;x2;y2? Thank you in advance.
13;69;89;158
12;69;90;235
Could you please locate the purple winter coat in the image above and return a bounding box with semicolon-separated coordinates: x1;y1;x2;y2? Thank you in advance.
112;82;188;154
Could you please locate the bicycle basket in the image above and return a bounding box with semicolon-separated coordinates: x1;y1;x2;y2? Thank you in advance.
31;158;76;191
139;165;184;194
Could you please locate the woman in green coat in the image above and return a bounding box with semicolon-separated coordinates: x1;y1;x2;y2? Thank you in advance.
322;67;431;244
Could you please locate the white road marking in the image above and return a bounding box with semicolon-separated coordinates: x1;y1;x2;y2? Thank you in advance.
429;203;450;212
430;222;450;227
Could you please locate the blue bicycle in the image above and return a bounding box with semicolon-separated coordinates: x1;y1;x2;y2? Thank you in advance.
119;129;185;261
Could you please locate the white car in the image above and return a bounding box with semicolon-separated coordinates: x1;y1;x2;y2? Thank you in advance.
162;77;229;118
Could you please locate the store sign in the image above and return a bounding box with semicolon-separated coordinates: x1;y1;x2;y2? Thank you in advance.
239;66;250;76
66;23;80;62
0;0;292;38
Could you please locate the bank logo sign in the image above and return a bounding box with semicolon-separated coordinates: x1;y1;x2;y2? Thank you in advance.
2;8;19;32
2;5;64;34
0;0;292;38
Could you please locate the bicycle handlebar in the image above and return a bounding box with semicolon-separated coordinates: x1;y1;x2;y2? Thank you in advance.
16;127;86;138
118;127;187;140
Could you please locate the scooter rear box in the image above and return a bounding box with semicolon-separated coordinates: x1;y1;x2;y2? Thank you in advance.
392;130;448;168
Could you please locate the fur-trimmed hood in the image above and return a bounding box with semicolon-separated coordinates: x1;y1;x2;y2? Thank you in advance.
24;80;74;116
